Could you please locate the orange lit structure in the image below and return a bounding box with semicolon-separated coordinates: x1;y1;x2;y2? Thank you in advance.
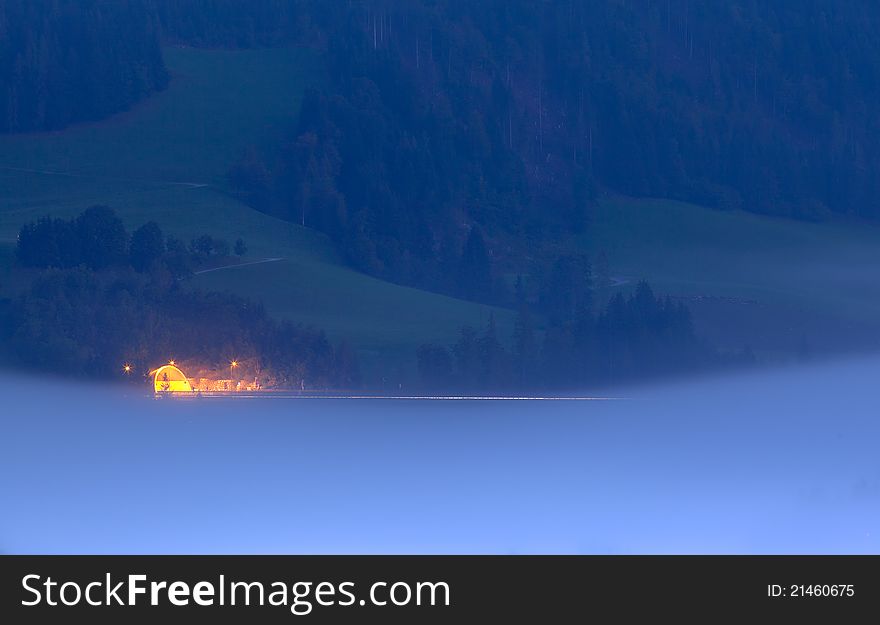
151;364;193;393
150;361;262;393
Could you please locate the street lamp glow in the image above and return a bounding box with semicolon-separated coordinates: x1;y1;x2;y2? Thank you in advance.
123;364;132;373
229;360;239;391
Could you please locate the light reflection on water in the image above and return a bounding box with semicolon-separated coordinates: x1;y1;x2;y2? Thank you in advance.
1;358;878;554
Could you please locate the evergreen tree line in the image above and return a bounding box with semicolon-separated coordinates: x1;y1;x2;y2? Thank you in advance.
417;280;734;393
0;0;167;133
152;0;317;48
15;205;247;275
6;207;356;387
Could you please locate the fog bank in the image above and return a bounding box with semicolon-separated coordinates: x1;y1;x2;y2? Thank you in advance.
1;358;878;554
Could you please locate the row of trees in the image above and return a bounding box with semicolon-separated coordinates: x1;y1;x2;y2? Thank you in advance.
153;0;315;48
5;266;357;387
15;206;247;275
417;282;732;392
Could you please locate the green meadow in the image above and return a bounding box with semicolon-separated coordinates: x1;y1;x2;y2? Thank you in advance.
582;196;880;357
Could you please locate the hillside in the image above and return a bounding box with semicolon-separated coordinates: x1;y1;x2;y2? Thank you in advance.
0;46;514;378
4;39;880;386
196;0;880;306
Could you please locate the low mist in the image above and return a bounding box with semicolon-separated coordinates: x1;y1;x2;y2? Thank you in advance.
1;358;878;554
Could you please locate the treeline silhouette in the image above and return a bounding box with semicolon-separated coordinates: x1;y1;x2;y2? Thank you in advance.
15;206;246;277
0;0;167;133
153;0;313;48
5;207;358;387
417;277;739;393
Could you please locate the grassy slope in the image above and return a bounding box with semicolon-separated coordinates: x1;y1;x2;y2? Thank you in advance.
582;195;880;358
3;45;880;372
0;46;513;378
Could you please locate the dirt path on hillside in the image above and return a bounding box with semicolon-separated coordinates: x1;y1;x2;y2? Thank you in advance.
193;257;284;275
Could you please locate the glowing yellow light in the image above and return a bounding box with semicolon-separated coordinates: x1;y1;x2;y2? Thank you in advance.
231;361;238;368
123;364;132;373
153;364;193;393
169;359;176;366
